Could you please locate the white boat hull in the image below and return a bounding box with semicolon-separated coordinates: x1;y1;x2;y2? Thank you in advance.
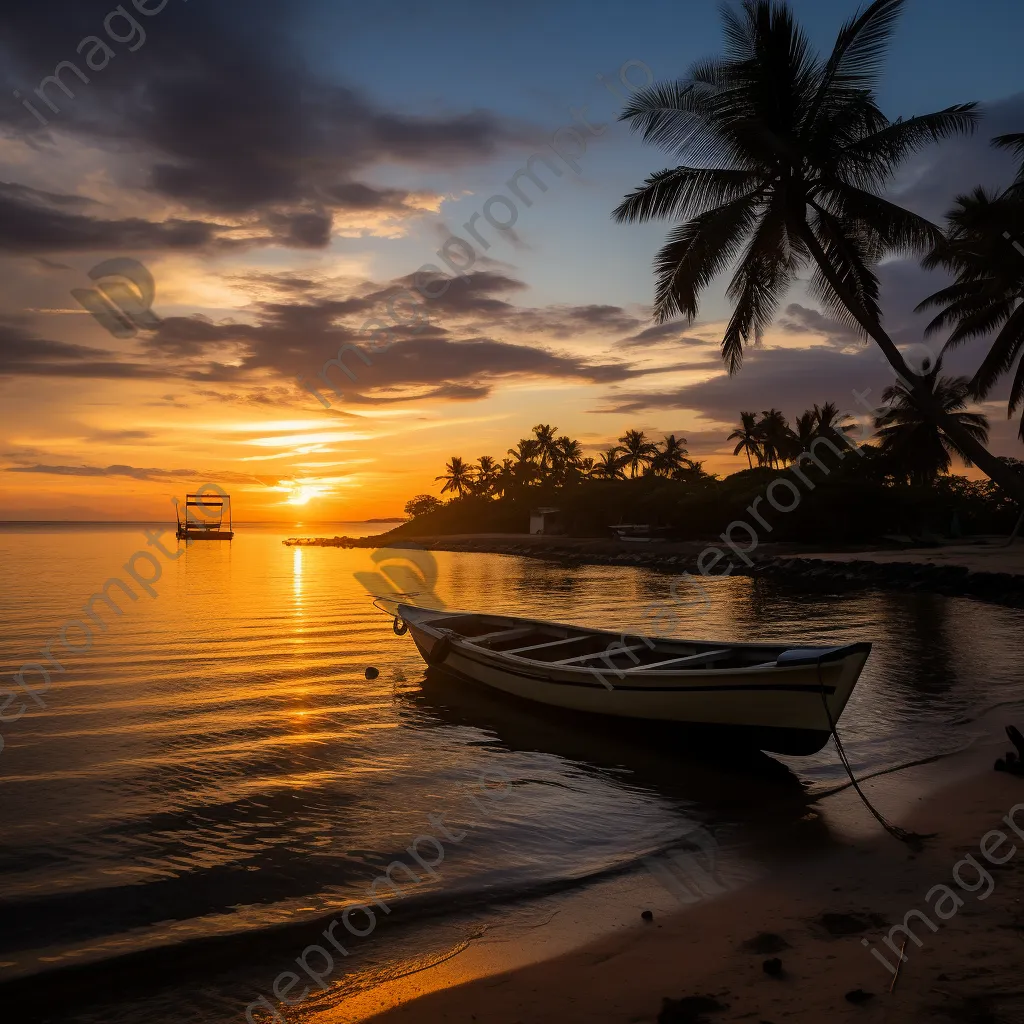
396;605;871;756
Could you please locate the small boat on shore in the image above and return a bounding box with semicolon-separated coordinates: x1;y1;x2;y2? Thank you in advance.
395;604;870;756
610;523;670;543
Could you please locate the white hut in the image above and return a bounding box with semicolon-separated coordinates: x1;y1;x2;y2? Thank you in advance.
529;507;561;535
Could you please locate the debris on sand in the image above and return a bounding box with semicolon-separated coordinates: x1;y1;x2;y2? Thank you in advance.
845;989;875;1004
656;995;726;1023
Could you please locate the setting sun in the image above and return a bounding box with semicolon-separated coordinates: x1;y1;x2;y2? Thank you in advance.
285;484;328;506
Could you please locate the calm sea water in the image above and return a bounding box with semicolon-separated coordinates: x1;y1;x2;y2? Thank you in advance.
0;523;1021;1023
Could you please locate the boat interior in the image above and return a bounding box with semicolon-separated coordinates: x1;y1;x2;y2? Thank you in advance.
421;612;792;672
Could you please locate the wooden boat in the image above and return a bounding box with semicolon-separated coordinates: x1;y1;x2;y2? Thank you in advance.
395;604;871;756
610;523;670;543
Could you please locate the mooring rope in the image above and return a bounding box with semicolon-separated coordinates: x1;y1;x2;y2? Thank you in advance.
818;657;935;847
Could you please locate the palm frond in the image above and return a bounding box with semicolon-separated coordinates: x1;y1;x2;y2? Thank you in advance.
806;205;882;330
618;78;741;165
722;202;798;372
613;166;763;223
838;105;981;187
810;0;905;110
815;182;944;254
971;302;1024;398
651;192;764;322
994;132;1024;186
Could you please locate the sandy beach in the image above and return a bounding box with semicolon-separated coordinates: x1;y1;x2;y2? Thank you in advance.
342;746;1024;1024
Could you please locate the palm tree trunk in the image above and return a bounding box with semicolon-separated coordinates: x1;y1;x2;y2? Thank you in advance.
796;223;1024;503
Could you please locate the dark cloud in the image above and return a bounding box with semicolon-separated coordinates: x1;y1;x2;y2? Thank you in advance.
261;210;334;249
383;272;642;339
381;271;526;318
617;322;712;348
320;183;430;213
777;304;864;348
598;345;892;419
513;304;642;340
892;93;1024;223
135;266;684;398
0;0;531;244
0;183;229;254
0;317;164;378
5;462;267;484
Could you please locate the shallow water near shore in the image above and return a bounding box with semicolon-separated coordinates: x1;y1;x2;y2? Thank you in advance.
1;523;1022;1023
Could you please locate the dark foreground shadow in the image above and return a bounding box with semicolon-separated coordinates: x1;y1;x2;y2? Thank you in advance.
403;667;833;858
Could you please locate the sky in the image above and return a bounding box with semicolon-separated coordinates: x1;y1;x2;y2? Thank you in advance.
0;0;1022;522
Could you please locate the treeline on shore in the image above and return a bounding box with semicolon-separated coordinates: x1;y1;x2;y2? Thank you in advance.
379;414;1023;545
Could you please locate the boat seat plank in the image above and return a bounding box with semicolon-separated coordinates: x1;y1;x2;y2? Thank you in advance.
465;626;534;645
553;644;648;666
506;635;590;655
627;649;732;671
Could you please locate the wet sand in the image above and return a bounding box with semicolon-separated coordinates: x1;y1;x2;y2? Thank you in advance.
350;745;1024;1024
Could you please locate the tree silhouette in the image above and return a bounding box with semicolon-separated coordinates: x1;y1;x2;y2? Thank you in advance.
728;411;762;467
917;177;1024;438
435;456;474;496
651;434;690;476
874;370;990;484
613;0;1022;500
617;429;660;478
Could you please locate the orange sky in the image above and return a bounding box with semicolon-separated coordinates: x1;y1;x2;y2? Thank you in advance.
1;1;1021;522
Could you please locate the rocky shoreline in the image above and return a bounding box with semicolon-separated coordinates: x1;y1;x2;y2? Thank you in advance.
285;534;1024;608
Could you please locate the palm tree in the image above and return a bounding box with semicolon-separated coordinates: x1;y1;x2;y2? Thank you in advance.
651;434;690;476
507;439;541;486
613;0;1024;502
758;409;790;468
493;458;517;497
592;448;627;480
552;436;584;484
814;401;857;446
507;439;539;464
916;181;1024;438
874;370;990;484
617;429;660;478
728;411;762;468
579;456;596;479
996;132;1024;193
435;456;474;497
531;424;559;476
474;455;499;496
793;410;818;450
